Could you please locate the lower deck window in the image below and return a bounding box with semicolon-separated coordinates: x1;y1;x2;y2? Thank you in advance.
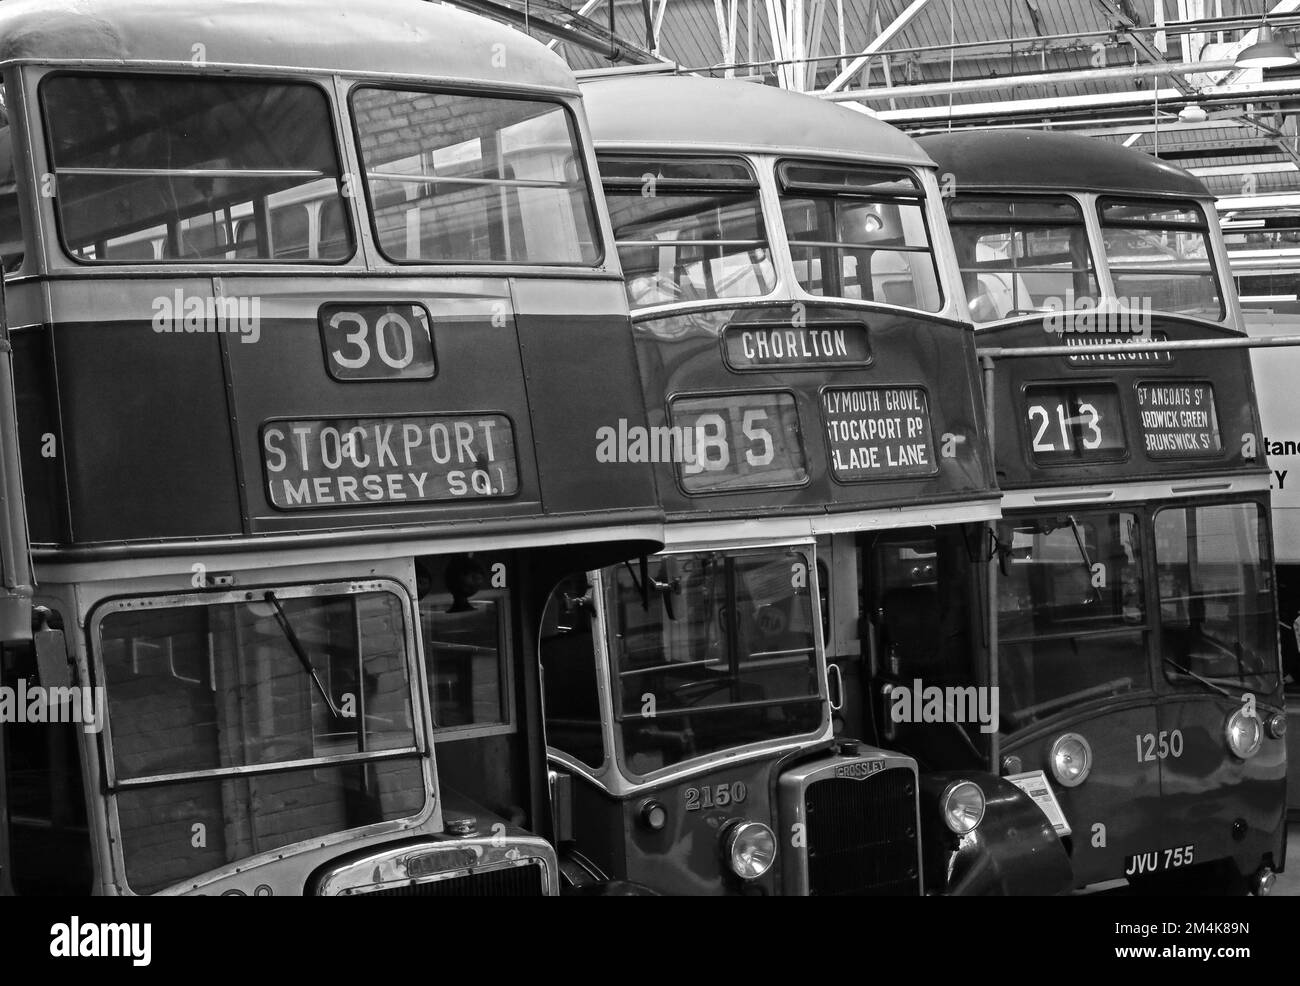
610;548;824;777
96;584;425;894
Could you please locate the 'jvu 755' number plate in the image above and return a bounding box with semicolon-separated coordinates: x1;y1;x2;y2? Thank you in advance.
1125;844;1194;877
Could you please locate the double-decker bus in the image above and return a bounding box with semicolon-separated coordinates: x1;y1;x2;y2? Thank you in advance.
0;0;665;896
1221;202;1300;816
922;128;1286;894
534;74;1071;896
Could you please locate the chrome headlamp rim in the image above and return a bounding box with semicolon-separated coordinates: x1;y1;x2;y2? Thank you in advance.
1226;708;1263;759
940;778;986;834
1049;731;1093;787
721;819;776;880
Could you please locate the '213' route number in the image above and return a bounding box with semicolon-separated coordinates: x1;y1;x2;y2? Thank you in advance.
1028;401;1102;453
684;782;749;811
1135;729;1183;762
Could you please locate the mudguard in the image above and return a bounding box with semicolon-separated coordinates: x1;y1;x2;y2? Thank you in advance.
557;850;662;896
920;771;1073;896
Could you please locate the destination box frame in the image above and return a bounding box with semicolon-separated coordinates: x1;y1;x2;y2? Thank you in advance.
720;319;873;372
1134;378;1224;461
260;411;521;512
1020;381;1129;467
666;387;811;497
819;383;940;485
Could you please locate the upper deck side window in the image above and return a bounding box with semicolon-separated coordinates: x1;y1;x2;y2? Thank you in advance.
598;154;776;309
776;160;943;313
1098;198;1226;321
946;195;1099;324
39;73;355;264
351;88;599;266
0;85;23;275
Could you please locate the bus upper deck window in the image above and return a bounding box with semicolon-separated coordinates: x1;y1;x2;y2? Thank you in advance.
39;74;354;264
599;155;776;309
0;100;25;273
352;88;599;266
1099;198;1225;320
776;160;943;312
946;195;1098;323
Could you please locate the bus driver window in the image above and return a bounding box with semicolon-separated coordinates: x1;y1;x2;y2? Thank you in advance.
416;555;512;739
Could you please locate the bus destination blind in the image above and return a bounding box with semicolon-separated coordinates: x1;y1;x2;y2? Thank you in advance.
1023;384;1125;463
1136;382;1221;458
262;414;518;508
670;392;807;493
822;386;937;481
722;322;870;370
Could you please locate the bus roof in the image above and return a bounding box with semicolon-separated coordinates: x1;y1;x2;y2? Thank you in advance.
0;0;578;91
581;75;934;168
918;129;1210;199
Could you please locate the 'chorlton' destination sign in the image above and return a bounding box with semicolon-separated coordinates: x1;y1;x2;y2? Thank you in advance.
262;414;518;508
723;321;870;370
822;386;937;480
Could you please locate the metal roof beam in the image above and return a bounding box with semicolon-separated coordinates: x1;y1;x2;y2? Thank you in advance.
821;0;931;93
824;56;1238;102
1091;0;1195;96
872;77;1300;125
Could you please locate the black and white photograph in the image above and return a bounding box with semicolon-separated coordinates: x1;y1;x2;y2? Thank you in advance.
0;0;1296;967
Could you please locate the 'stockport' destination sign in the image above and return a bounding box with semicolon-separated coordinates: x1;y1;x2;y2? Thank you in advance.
262;414;518;508
822;386;937;480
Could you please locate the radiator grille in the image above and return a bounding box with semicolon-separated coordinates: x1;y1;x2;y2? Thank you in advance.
356;862;544;896
804;767;919;896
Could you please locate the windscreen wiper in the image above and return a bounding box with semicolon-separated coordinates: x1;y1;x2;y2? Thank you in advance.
1067;514;1104;605
1161;655;1238;701
263;590;345;717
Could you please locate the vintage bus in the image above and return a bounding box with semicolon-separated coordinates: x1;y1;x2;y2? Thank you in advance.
0;0;666;896
1220;203;1300;817
921;128;1286;894
534;73;1071;896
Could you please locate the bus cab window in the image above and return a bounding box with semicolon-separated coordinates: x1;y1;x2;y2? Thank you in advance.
415;555;512;737
96;587;424;895
609;551;823;778
997;512;1147;728
1;617;93;895
873;537;971;681
1155;502;1275;693
539;575;605;770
